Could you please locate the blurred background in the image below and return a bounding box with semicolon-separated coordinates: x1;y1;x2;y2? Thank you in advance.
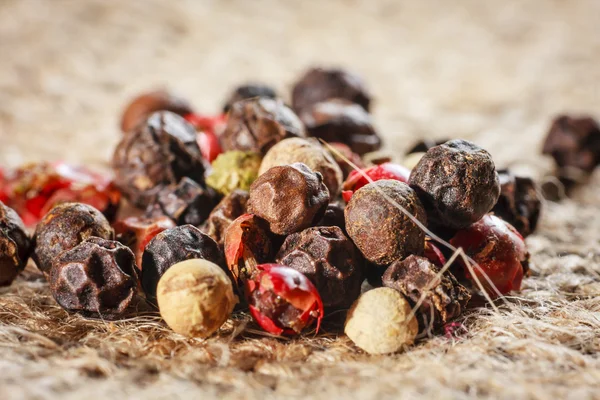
1;0;599;180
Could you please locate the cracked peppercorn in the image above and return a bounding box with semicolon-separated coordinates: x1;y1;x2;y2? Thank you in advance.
409;139;501;230
33;202;114;276
0;202;31;286
276;226;364;309
112;111;206;208
49;237;138;319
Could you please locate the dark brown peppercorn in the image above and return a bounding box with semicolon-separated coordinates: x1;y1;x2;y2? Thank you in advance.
147;177;218;227
141;225;223;303
112;111;206;208
222;83;277;113
220;98;306;155
492;170;542;237
542;115;600;180
200;190;249;248
316;202;346;234
33;202;114;276
247;163;330;235
345;180;426;266
300;99;381;156
0;202;31;286
291;67;371;115
409;139;501;229
382;255;470;330
120;90;194;133
276;226;364;309
49;237;138;319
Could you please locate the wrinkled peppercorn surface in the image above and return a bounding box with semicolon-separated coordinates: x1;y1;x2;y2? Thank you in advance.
276;226;363;309
248;163;330;235
492;170;541;237
409;139;500;229
0;202;31;286
141;225;223;303
200;190;249;247
345;180;426;266
33;202;114;275
50;237;138;319
112;111;206;208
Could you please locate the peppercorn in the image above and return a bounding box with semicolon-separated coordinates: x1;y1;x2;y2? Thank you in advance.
276;226;364;309
409;139;501;229
246;264;324;336
342;163;410;202
247;163;330;235
33;202;114;276
542;115;600;177
492;169;541;237
299;99;381;156
345;180;426;266
450;214;528;298
49;237;138;319
316;201;346;233
405;139;449;155
114;215;176;270
199;190;249;247
326;142;366;179
344;287;418;354
0;202;31;286
112;111;206;208
220;98;306;155
141;225;223;304
291;67;371;115
147;177;217;227
157;259;237;337
382;255;470;331
224;214;274;295
206;151;262;196
222;83;278;113
120;90;194;133
259;138;343;196
185;113;226;163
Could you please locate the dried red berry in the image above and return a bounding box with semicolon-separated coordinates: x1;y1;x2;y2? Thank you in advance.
0;162;120;226
224;214;274;292
450;214;528;298
246;264;323;336
185;113;227;163
342;163;410;202
114;215;176;270
424;238;447;268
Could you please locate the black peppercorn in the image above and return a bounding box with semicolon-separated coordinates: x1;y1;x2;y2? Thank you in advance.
120;90;194;133
276;226;364;309
299;99;381;156
382;255;470;330
146;177;218;227
542;115;600;179
409;139;501;229
0;202;31;286
33;202;114;276
220;98;306;156
141;225;223;303
345;180;426;266
222;83;277;113
316;201;346;234
50;237;138;319
291;67;371;115
112;111;206;208
200;190;249;248
492;170;541;237
247;163;330;235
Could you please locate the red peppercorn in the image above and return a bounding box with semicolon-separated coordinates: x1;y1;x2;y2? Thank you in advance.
342;163;410;202
185;113;227;163
450;214;528;298
246;264;324;336
423;238;447;268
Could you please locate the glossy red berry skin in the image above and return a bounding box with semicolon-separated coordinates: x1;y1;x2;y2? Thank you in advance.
424;239;447;268
450;214;528;298
185;113;226;163
342;163;410;202
246;264;324;336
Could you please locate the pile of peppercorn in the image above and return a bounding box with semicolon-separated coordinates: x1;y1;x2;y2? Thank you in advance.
1;66;598;355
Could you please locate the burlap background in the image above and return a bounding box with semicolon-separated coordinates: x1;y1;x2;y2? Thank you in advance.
1;1;599;399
